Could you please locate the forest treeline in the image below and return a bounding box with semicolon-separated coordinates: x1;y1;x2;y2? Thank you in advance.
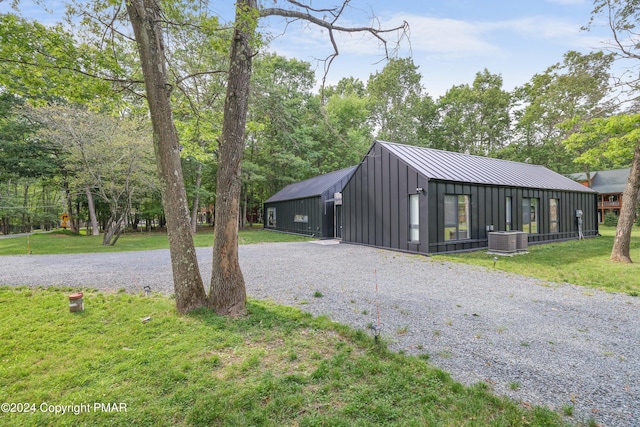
0;11;634;237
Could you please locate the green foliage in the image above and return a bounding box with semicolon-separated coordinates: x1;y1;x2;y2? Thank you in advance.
367;57;428;145
437;69;511;156
564;114;640;170
0;286;565;426
312;91;372;172
604;212;619;227
0;14;118;104
0;93;61;180
246;53;320;200
508;51;614;173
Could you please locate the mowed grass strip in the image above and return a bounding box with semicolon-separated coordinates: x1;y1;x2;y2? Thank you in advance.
0;287;567;426
435;226;640;296
0;227;311;256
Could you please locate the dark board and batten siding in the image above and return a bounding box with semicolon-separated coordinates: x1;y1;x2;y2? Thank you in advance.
343;142;429;254
343;141;599;255
265;196;323;237
427;182;598;253
263;166;356;239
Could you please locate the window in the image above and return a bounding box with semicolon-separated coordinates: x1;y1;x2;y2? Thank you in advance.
522;198;538;234
409;194;420;241
293;215;308;223
444;195;470;241
506;196;512;231
550;199;559;233
266;207;276;227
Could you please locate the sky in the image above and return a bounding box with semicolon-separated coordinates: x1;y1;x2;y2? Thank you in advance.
0;0;625;99
258;0;623;98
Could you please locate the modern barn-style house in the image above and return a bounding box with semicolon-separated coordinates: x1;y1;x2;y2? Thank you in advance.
340;141;598;254
263;166;356;239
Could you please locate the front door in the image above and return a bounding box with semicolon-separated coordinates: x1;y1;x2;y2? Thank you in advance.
335;205;343;239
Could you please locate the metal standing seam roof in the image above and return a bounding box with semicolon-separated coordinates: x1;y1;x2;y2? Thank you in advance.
264;166;357;203
569;168;630;194
378;141;596;193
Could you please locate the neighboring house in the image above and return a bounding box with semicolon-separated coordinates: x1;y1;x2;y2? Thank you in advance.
263;166;356;239
341;141;599;254
570;168;631;223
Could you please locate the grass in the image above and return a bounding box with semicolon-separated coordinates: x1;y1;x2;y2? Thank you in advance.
435;226;640;296
0;286;570;426
0;227;311;256
1;228;618;424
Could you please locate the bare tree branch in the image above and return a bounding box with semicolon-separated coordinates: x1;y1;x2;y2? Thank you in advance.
259;3;409;93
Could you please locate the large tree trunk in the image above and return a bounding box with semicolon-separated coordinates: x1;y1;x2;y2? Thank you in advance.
85;187;100;236
126;0;207;313
208;0;255;316
611;142;640;263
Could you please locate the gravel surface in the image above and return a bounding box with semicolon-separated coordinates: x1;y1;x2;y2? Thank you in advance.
1;240;638;427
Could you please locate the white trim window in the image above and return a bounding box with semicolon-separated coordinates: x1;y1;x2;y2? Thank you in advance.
522;198;538;234
506;196;512;231
550;199;559;233
266;207;276;228
409;194;420;242
444;195;470;241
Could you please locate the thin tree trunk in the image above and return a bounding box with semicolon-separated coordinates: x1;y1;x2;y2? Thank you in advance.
611;142;640;263
21;183;29;233
208;0;256;316
85;187;100;236
102;212;127;246
64;178;78;232
190;161;202;235
241;184;247;229
126;0;207;313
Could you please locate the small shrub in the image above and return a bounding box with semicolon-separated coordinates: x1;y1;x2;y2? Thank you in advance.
313;290;323;298
604;212;619;227
562;404;574;416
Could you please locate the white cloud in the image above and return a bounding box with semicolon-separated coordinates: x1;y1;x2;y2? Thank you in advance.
260;8;617;97
383;14;503;57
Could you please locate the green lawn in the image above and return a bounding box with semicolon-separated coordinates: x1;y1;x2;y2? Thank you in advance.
0;227;311;256
1;226;627;425
0;287;570;426
435;226;640;296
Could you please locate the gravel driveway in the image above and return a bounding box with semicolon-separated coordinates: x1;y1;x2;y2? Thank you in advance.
1;241;638;427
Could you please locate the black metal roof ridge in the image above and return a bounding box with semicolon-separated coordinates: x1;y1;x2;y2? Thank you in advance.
265;166;357;203
376;140;596;193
